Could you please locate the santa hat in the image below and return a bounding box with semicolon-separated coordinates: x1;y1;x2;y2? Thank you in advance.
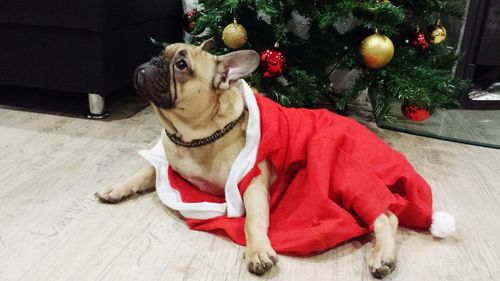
430;211;456;238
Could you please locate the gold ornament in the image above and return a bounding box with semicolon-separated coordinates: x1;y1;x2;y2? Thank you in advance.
222;19;247;49
359;33;394;69
428;20;447;44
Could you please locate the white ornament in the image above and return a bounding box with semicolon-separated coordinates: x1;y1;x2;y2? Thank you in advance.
329;68;362;94
286;10;311;40
333;14;361;35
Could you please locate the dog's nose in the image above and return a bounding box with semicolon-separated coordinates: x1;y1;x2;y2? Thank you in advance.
133;57;173;109
133;57;168;93
133;64;149;93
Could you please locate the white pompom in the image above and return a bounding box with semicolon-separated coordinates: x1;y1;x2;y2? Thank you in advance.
430;211;456;238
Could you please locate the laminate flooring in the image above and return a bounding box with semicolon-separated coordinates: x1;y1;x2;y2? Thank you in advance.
1;101;499;281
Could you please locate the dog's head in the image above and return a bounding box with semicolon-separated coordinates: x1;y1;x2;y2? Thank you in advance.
134;40;259;114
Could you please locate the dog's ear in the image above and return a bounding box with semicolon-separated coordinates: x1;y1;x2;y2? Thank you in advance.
214;50;260;90
200;38;215;52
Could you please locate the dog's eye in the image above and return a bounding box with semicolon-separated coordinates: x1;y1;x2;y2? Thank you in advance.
175;59;188;71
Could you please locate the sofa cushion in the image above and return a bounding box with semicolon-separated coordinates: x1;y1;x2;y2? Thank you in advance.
0;0;181;32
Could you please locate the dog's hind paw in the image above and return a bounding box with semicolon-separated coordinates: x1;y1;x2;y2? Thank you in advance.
244;243;278;275
369;255;396;279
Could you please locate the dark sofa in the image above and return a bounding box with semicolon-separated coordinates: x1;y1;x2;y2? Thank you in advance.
0;0;182;117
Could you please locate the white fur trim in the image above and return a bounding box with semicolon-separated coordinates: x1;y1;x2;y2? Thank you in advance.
430;211;456;238
224;81;261;217
139;80;260;219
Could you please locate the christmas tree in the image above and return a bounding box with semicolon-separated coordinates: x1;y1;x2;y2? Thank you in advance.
182;0;467;120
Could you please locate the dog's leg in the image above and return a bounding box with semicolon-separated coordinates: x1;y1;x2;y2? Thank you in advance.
95;165;156;203
369;211;398;279
243;160;278;275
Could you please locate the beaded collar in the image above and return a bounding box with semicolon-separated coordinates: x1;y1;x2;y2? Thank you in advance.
164;111;245;148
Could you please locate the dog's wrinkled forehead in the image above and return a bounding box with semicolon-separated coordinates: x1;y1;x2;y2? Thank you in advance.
162;43;198;61
162;43;216;70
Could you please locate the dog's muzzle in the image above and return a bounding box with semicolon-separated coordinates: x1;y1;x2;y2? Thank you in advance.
133;57;175;109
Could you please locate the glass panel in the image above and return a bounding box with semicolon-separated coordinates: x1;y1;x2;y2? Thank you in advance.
376;102;500;149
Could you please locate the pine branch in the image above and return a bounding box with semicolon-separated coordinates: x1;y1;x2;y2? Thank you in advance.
183;0;467;120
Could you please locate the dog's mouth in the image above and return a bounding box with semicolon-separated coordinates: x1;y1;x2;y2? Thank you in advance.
133;57;175;109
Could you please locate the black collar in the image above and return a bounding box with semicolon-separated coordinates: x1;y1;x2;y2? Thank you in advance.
164;111;245;148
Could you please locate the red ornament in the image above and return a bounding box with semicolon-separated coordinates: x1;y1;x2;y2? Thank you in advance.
411;29;428;50
260;49;286;78
401;105;430;122
183;9;199;34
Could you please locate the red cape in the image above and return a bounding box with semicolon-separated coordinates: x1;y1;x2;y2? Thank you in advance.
167;93;433;256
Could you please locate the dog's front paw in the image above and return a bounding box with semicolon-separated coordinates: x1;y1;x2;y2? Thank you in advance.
244;242;278;275
94;187;126;203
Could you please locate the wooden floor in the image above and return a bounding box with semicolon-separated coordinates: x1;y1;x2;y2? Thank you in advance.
1;102;499;281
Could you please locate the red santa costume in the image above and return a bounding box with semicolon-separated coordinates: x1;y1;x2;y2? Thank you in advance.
140;81;455;256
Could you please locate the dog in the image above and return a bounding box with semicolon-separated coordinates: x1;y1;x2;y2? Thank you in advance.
95;40;454;278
